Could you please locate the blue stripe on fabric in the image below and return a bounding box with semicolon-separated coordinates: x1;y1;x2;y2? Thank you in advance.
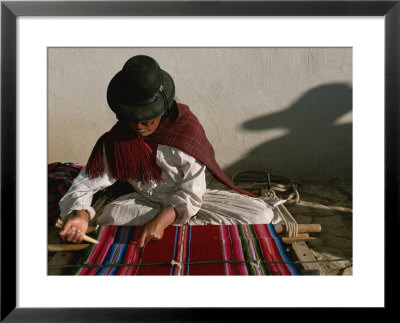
96;243;119;275
185;226;192;276
109;243;128;275
96;227;128;276
121;226;134;245
114;226;125;243
170;226;180;276
109;227;134;275
270;224;302;275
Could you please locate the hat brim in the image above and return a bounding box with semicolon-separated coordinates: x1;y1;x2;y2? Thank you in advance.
107;69;175;123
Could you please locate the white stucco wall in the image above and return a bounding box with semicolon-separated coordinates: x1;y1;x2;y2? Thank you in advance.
48;47;352;181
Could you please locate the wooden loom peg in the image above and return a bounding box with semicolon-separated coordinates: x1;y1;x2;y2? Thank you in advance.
55;218;99;244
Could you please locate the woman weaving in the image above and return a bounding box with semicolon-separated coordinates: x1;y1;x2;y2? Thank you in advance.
59;55;281;248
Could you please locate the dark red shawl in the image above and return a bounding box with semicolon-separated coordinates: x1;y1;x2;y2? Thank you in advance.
86;103;256;198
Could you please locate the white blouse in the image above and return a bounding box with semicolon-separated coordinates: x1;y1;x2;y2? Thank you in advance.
59;144;207;224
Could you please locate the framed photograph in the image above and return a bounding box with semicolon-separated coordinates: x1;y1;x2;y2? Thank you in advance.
2;0;398;320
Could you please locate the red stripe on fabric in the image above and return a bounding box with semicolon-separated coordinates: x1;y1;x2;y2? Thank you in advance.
178;226;189;275
117;244;136;275
228;225;248;275
253;224;292;275
135;225;178;275
220;226;235;275
187;225;226;275
173;226;183;276
182;226;189;275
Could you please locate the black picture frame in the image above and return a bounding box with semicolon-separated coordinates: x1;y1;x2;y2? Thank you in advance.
1;0;398;320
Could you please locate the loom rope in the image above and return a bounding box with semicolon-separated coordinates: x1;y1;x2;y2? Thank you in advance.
232;171;302;205
52;257;352;269
232;171;301;237
170;260;184;269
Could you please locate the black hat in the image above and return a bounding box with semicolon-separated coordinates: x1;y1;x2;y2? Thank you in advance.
107;55;175;122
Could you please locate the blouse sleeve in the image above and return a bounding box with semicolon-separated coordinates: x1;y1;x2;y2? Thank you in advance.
164;149;207;225
59;147;116;221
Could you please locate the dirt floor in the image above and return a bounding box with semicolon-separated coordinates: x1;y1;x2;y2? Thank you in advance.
285;178;353;275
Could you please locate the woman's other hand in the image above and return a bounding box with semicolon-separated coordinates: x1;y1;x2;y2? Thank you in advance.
59;210;89;243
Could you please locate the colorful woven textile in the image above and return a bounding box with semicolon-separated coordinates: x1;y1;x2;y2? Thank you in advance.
48;162;84;225
48;162;134;225
76;224;301;275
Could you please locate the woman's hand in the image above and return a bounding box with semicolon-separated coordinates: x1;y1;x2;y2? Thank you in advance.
59;210;89;243
138;219;165;248
138;206;178;248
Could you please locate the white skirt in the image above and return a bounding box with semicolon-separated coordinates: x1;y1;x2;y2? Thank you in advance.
94;188;282;226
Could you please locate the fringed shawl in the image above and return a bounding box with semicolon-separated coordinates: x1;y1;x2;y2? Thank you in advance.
86;123;162;184
86;103;257;198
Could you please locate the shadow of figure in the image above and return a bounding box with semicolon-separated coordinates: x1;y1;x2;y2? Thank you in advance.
224;83;352;182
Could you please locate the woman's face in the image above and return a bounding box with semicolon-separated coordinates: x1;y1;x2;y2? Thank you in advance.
128;117;162;137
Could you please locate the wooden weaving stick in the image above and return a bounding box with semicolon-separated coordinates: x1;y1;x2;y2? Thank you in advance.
55;219;99;244
48;244;90;252
275;223;321;234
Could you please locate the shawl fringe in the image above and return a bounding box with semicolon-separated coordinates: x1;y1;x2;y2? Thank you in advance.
86;124;162;183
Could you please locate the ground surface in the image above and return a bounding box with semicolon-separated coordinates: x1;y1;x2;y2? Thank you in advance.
285;178;353;275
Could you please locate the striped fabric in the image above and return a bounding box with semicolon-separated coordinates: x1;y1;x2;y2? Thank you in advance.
76;224;301;275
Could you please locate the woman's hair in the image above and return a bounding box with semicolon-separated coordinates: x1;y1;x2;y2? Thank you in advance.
162;99;178;123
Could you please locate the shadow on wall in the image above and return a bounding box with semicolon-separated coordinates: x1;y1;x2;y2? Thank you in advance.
224;83;353;182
